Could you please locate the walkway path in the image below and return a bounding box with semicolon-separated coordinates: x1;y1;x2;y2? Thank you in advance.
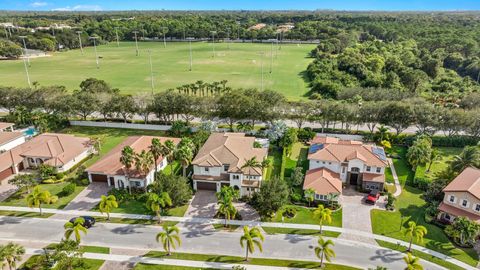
0;205;474;270
388;158;402;197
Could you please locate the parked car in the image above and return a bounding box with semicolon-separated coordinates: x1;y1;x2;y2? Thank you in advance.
69;216;96;228
365;190;380;205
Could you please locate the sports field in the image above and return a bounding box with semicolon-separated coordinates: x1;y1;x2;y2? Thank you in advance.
0;41;315;99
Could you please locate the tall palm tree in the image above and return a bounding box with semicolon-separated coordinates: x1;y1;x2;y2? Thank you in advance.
241;157;262;171
25;186;58;215
99;195;118;220
239;226;264;261
64;217;87;243
404;221;428;252
314;236;335;268
120;146;135;193
175;145;193;177
162;140;176;175
313;205;332;234
146;192;172;223
135;150;154;177
149;138;163;178
156;225;181;256
426;148;441;172
377;125;389;140
450;146;480;173
305;188;315;207
2;242;25;270
218;197;237;227
216;186;239;202
403;252;423;270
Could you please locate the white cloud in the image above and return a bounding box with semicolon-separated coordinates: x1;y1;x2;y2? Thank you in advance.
30;2;48;7
52;5;102;11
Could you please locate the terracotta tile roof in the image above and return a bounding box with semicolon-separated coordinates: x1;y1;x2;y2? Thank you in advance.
86;136;180;178
0;133;91;172
308;136;387;167
192;133;268;176
0;132;23;146
438;202;480;222
443;167;480;200
0;122;14;131
363;173;385;183
303;167;342;195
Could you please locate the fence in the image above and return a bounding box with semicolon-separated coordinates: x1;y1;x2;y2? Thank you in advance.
69;121;172;131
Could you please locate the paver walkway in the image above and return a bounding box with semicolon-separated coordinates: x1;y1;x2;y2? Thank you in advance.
388;158;402;197
0;181;16;202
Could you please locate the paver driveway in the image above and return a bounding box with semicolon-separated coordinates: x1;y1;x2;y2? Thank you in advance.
63;182;111;211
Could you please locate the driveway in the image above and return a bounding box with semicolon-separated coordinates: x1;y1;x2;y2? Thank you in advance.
0;180;17;202
63;182;111;211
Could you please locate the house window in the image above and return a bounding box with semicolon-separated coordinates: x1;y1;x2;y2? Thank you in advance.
315;194;327;200
462;199;469;207
475;204;480;212
134;181;141;187
322;161;326;164
204;167;209;172
328;162;331;165
449;195;455;203
376;167;381;173
233;175;239;180
366;166;371;172
223;164;230;171
342;167;345;173
316;161;320;164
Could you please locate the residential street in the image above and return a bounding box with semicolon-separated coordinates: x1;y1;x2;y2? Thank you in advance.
0;216;446;270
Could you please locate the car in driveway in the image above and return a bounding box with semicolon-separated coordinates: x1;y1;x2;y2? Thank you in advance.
69;216;96;228
365;190;380;205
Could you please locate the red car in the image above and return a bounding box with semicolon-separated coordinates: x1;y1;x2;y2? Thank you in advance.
365;190;380;205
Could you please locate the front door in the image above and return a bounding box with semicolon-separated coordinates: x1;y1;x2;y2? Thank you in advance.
349;173;359;185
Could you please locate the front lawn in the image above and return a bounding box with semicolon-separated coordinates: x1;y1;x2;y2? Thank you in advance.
415;147;462;181
265;147;282;180
262;227;341;237
389;146;414;185
267;205;342;227
21;255;104;270
93;199;188;217
0;182;85;209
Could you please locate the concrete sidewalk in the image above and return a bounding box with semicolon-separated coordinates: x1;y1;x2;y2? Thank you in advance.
0;205;475;270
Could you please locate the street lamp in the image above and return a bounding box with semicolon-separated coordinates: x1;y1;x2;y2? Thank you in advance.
132;31;139;56
162;27;168;48
267;39;277;73
186;37;194;71
89;36;99;69
210;31;217;58
226;28;230;50
76;31;83;55
148;50;154;93
18;36;30;67
115;27;120;47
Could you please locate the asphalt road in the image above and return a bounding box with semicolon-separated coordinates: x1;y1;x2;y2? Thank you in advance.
0;216;446;270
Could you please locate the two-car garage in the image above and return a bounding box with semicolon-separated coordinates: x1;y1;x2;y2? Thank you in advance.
195;181;217;191
0;167;14;182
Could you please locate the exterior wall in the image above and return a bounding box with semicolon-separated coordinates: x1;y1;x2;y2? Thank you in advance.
347;159;365;173
193;165;222;177
364;165;384;174
309;160;341;172
229;173;242;189
0;136;26;152
58;148;91;172
363;181;383;191
443;191;480;217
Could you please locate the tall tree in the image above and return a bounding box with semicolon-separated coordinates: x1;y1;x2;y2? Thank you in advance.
403;252;423;270
120;146;135;193
450;146;480;173
175;145;193;177
64;217;87;243
218;196;237;227
314;236;336;268
404;221;427;252
99;195;118;220
313;204;332;234
2;242;25;270
146;192;172;223
156;225;181;256
239;226;264;261
25;186;58;215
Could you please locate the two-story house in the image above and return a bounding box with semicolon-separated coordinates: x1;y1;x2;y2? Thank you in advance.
438;167;480;223
304;136;388;202
191;133;268;196
86;136;180;189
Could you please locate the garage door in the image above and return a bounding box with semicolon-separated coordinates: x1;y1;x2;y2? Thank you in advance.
17;162;24;171
90;174;108;182
196;181;217;191
0;167;14;181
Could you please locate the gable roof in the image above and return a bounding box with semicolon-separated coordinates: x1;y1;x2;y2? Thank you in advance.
0;132;24;147
308;136;388;167
0;122;14;131
443;167;480;200
0;133;91;172
192;133;268;176
86;136;181;178
303;167;342;195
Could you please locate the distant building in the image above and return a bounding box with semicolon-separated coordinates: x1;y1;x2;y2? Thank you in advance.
248;23;267;30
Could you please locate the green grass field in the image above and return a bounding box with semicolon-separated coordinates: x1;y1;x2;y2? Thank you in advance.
0;41;315;100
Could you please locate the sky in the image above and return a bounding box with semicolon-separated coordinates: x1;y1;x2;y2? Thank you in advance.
1;0;480;11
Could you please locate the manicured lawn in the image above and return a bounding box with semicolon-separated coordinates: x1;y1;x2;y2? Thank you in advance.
212;223;240;231
0;42;314;100
95;215;178;226
415;147;462;181
0;182;85;209
21;255;104;270
265;147;282;180
389;146;414;185
0;210;54;218
267;205;342;227
81;246;110;254
385;167;394;184
285;142;309;177
93;198;188;217
135;265;217;270
262;227;341;238
143;251;360;269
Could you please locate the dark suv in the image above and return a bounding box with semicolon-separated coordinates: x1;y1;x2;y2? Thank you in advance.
69;216;96;228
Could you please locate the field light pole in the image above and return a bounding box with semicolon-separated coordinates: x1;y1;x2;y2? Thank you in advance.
267;39;277;73
186;37;194;71
89;36;99;69
210;31;216;58
226;29;230;50
18;36;30;67
115;27;120;47
259;51;265;91
148;50;154;93
133;31;139;56
76;31;83;55
162;27;168;48
23;57;31;88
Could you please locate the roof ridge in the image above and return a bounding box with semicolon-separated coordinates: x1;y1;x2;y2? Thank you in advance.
324;146;341;162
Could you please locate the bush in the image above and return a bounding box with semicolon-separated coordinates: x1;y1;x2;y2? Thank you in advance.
385;193;396;210
108;188;132;202
282;207;297;218
80;178;90;186
61;183;76;196
148;174;193;206
290;192;302;203
55;173;65;180
410;177;430;191
38;164;57;180
297;127;316;143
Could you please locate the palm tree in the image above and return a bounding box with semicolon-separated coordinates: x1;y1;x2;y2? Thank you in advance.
305;188;315;207
216;185;239;202
2;242;25;270
313;204;332;234
146;192;172;223
120;146;135;193
218;197;237;227
239;226;264;261
314;236;335;268
64;217;87;243
25;186;58;215
161;140;176;175
450;146;480;173
377;125;389;140
426;148;441;172
403;252;423;270
404;221;427;252
149;138;163;178
156;225;181;256
241;157;262;171
99;195;118;220
175;145;193;177
135;150;154;178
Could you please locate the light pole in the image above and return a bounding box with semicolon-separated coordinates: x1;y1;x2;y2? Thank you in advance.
259;51;265;91
210;31;216;58
115;27;120;47
162;27;168;48
226;28;230;50
186;37;194;71
148;50;154;94
267;39;277;73
18;36;30;67
132;31;139;56
89;36;99;69
76;31;83;55
23;56;31;89
236;21;241;40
